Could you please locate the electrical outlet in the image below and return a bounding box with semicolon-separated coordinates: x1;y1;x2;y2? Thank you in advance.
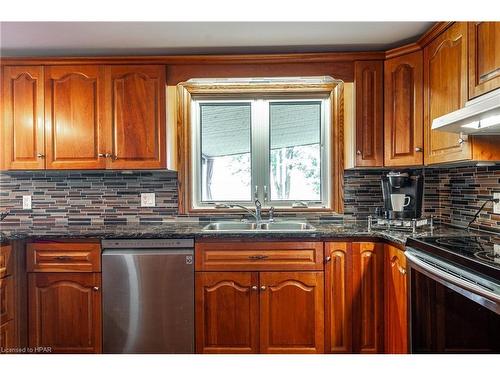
141;193;155;207
494;193;500;214
22;195;32;209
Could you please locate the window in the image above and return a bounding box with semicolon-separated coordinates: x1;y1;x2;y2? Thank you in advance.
191;94;331;209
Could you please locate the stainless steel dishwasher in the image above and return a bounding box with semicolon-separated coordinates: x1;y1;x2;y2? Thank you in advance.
101;239;194;354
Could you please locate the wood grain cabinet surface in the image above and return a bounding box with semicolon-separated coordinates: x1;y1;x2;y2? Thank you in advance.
28;272;102;354
44;66;106;169
2;66;45;170
324;242;352;353
351;242;384;354
384;244;408;354
2;65;166;170
27;241;102;354
468;22;500;99
384;51;424;167
354;60;384;167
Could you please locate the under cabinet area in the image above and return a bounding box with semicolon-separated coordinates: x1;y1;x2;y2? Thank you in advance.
195;241;325;354
26;241;102;354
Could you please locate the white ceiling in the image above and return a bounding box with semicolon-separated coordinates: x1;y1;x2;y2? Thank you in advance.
0;22;434;57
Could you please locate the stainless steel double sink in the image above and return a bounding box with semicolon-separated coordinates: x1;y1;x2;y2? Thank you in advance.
202;221;316;232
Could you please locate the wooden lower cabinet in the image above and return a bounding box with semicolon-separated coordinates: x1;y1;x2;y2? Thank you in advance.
352;242;384;354
384;245;408;354
195;271;324;354
195;272;259;354
0;320;15;351
28;272;102;353
325;242;352;353
260;271;324;354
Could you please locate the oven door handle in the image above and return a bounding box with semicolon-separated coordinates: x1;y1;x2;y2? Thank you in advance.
405;251;500;306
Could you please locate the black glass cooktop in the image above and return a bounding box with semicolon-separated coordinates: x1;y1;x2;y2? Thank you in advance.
407;235;500;280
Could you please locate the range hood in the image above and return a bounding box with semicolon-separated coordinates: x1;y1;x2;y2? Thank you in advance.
432;88;500;134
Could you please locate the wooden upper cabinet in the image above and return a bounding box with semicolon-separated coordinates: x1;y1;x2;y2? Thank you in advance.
384;245;408;354
384;51;424;167
352;242;384;354
28;272;102;353
195;272;259;354
44;66;106;169
325;242;352;353
105;65;166;169
468;22;500;99
259;271;324;354
424;22;471;165
2;66;45;170
354;60;384;167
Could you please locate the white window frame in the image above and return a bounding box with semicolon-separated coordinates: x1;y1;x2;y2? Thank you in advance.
190;93;331;209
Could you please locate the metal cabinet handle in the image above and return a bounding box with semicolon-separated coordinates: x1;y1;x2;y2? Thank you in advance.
98;153;106;157
356;150;362;155
36;153;45;158
251;286;258;291
54;256;72;261
260;285;266;291
415;147;422;152
458;137;466;145
248;255;268;260
325;256;332;262
93;286;100;291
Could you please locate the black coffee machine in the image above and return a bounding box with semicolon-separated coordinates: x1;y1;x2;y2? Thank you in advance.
380;170;424;219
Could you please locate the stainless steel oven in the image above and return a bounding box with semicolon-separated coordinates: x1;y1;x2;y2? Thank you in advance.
406;247;500;353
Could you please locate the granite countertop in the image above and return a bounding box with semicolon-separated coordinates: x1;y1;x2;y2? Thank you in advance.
0;219;479;247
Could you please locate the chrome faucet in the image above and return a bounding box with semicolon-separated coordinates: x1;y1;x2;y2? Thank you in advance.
215;199;263;224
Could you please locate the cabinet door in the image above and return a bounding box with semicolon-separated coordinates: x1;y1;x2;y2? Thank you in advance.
468;22;500;99
105;65;166;169
384;51;424;167
28;272;102;353
260;271;324;354
0;276;14;325
352;242;384;353
195;272;259;353
354;60;384;167
325;242;352;353
2;66;45;170
44;65;106;169
0;320;15;352
384;245;408;354
424;22;470;164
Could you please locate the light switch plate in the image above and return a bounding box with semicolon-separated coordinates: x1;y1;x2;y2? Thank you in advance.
494;192;500;214
141;193;155;207
22;195;32;209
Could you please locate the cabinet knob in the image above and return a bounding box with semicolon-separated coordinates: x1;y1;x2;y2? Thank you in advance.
458;137;466;145
260;285;266;291
251;285;258;291
104;153;112;158
325;256;331;262
36;153;45;158
93;286;100;291
98;153;105;158
415;147;422;152
356;150;362;155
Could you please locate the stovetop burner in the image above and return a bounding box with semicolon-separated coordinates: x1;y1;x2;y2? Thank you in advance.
475;250;500;264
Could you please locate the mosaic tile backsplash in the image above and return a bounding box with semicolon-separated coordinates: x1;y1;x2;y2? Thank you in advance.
0;171;179;227
0;164;499;232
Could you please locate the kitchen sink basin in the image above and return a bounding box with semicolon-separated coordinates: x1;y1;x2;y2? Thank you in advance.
202;221;316;232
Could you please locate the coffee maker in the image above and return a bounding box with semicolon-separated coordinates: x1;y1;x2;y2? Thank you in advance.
380;170;423;219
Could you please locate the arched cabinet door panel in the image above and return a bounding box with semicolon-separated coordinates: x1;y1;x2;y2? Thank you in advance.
28;272;102;353
44;65;106;169
2;66;45;170
195;272;259;353
104;65;166;169
259;271;324;354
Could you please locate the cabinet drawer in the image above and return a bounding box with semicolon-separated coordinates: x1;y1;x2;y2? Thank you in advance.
195;241;323;271
0;244;12;278
27;242;101;272
0;276;14;325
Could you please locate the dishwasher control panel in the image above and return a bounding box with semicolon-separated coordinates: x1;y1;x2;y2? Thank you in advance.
101;238;194;249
